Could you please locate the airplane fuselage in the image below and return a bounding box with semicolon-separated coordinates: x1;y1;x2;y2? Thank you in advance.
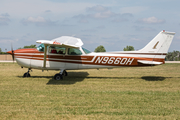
14;48;165;71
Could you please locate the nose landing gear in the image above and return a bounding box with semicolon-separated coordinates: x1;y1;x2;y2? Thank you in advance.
23;68;31;77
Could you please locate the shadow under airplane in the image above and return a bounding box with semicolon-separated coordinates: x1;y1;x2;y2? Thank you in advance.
18;72;175;85
141;76;167;81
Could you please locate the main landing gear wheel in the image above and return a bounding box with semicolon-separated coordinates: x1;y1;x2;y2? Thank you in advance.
54;69;68;80
23;72;31;77
54;74;63;80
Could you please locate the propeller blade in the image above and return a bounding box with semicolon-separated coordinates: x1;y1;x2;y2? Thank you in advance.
11;43;15;63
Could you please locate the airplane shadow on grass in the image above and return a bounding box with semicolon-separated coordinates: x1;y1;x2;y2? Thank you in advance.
86;76;167;81
46;75;168;85
141;76;167;81
17;72;169;85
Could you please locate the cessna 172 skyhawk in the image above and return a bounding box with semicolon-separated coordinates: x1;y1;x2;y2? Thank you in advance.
7;30;175;80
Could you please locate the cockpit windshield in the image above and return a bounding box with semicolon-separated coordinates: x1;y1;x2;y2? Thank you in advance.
82;48;91;54
37;44;45;52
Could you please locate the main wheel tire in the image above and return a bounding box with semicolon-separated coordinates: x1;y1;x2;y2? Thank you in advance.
23;73;31;77
54;74;63;80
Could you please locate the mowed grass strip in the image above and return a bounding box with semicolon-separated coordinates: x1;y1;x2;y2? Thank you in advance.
0;63;180;119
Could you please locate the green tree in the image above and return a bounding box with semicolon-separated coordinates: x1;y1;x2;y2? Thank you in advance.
123;46;135;51
18;44;37;49
94;45;106;52
166;51;180;61
0;48;8;54
24;44;36;48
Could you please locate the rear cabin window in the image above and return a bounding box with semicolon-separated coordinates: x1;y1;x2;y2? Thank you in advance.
68;48;82;55
49;46;66;54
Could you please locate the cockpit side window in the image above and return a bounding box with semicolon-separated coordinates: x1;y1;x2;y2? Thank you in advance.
37;44;45;52
68;48;82;55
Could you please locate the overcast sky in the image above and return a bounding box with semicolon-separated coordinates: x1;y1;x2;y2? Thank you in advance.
0;0;180;52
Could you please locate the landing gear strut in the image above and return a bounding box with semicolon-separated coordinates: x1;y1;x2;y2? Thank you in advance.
23;68;31;77
54;69;68;80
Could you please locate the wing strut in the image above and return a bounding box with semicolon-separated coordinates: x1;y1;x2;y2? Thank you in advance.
43;44;48;68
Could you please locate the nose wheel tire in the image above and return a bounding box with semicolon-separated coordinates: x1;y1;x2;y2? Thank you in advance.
54;74;63;80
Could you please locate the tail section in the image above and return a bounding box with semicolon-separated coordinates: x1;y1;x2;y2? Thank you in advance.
137;30;175;65
139;30;175;57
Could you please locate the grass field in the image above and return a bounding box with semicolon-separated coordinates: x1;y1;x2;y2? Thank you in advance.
0;63;180;119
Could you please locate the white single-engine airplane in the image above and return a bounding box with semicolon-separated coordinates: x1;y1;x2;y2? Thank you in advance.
7;30;175;80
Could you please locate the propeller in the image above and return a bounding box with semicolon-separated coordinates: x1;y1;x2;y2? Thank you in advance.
6;43;15;63
11;43;15;63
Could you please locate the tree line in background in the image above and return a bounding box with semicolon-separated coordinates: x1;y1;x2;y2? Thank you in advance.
0;48;7;54
0;44;180;61
18;44;37;49
94;45;135;52
166;51;180;61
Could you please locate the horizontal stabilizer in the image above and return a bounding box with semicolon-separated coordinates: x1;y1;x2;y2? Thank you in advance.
137;60;163;65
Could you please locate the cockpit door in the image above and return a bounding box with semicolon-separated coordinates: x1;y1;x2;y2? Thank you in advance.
47;46;66;69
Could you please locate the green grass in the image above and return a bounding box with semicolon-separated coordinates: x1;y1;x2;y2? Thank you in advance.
0;63;180;119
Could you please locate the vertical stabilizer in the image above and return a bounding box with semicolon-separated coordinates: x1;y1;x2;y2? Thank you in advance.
139;30;175;58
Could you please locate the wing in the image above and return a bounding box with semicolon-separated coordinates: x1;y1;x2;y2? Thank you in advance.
36;36;83;48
